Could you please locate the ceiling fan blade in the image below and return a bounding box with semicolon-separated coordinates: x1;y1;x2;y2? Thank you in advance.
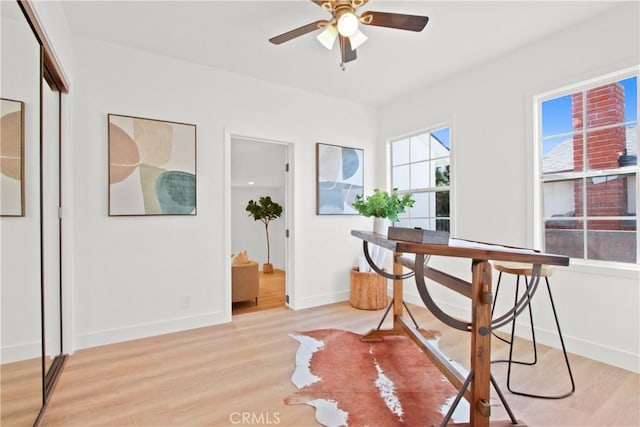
339;35;357;63
352;0;370;9
360;11;429;32
269;20;328;45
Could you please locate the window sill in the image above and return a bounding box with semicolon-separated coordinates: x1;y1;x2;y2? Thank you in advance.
564;258;639;279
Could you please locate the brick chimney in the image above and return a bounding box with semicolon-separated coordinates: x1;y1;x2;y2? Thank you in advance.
572;83;627;226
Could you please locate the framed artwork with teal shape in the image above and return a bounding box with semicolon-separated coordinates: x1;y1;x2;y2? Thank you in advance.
316;142;364;215
108;114;196;216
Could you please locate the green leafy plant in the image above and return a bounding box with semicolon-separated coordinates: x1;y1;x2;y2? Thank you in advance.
246;196;283;268
352;188;415;222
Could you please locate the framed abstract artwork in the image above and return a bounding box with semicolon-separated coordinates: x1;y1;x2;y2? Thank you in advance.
316;142;364;215
108;114;197;216
0;98;25;217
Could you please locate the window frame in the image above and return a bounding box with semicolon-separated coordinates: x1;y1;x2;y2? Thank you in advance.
388;124;453;233
533;67;639;268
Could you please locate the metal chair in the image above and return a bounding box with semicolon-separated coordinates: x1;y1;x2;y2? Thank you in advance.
491;261;575;399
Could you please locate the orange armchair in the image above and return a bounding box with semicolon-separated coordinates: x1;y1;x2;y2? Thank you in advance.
232;260;259;304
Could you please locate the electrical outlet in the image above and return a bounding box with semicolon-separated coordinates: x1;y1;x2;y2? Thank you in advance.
180;294;191;310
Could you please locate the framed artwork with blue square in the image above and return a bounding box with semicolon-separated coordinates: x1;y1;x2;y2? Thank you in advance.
316;143;364;215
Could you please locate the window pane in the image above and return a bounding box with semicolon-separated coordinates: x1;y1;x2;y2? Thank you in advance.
627;173;637;215
545;219;584;258
392;138;410;165
411;192;429;217
410;161;429;189
427;192;437;219
436;191;450;217
587;220;637;263
540;76;637;264
411;218;431;229
586;174;635;217
397;208;409;219
542;135;579;174
619;124;637;168
393;165;409;191
543;179;582;218
542;95;573;136
430;133;450;158
432;160;450;187
432;128;450;150
586;82;628;129
395;218;411;228
410;134;428;162
436;219;450;232
391;127;452;235
620;76;637;123
586;126;629;170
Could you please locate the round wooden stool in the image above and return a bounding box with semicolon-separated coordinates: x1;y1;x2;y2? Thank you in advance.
491;261;575;399
350;268;388;310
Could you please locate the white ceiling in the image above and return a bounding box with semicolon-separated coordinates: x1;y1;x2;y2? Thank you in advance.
60;0;621;107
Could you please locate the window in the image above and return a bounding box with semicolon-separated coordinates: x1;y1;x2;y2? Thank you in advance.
391;127;451;232
537;72;638;264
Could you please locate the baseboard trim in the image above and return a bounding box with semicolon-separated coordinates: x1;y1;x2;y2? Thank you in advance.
1;340;41;363
74;310;229;350
292;290;350;310
402;292;639;373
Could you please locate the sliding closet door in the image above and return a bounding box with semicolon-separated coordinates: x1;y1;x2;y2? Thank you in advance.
0;0;43;425
42;75;62;379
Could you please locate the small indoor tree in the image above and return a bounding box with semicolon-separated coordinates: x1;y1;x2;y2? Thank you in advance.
246;195;283;274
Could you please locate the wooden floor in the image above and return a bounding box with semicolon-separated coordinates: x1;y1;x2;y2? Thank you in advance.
40;302;639;426
232;269;286;316
1;357;42;426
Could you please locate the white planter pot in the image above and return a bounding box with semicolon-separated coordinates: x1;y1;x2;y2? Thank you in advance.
373;217;390;236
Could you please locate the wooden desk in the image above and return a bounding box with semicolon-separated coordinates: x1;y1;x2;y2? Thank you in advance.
351;230;569;427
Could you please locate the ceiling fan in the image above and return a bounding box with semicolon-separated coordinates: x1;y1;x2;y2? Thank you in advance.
269;0;429;70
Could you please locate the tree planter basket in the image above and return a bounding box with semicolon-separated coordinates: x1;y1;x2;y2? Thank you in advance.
350;267;388;310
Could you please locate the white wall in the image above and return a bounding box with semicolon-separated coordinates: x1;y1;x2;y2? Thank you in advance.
69;36;377;349
378;3;639;372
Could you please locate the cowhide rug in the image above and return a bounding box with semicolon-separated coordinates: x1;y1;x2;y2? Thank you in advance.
285;329;469;427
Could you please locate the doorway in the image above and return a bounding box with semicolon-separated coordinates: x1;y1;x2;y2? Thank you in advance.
229;136;290;315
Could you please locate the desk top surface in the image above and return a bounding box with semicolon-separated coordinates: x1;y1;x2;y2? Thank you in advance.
351;230;569;266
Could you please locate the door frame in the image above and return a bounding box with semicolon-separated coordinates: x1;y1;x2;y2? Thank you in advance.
223;131;295;320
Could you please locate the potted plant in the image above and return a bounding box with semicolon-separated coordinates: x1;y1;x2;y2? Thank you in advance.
352;188;415;234
246;195;283;274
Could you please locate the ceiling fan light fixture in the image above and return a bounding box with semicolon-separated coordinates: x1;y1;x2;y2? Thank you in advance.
336;11;359;37
349;28;368;49
316;24;338;50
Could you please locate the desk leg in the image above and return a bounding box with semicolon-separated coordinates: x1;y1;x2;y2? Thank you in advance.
470;260;492;427
393;251;404;321
361;251;405;341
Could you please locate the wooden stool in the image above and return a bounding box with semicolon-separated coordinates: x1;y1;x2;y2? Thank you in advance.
491;261;575;399
350;268;388;310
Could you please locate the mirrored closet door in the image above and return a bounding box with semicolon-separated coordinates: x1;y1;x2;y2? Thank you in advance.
1;1;67;425
1;0;44;425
